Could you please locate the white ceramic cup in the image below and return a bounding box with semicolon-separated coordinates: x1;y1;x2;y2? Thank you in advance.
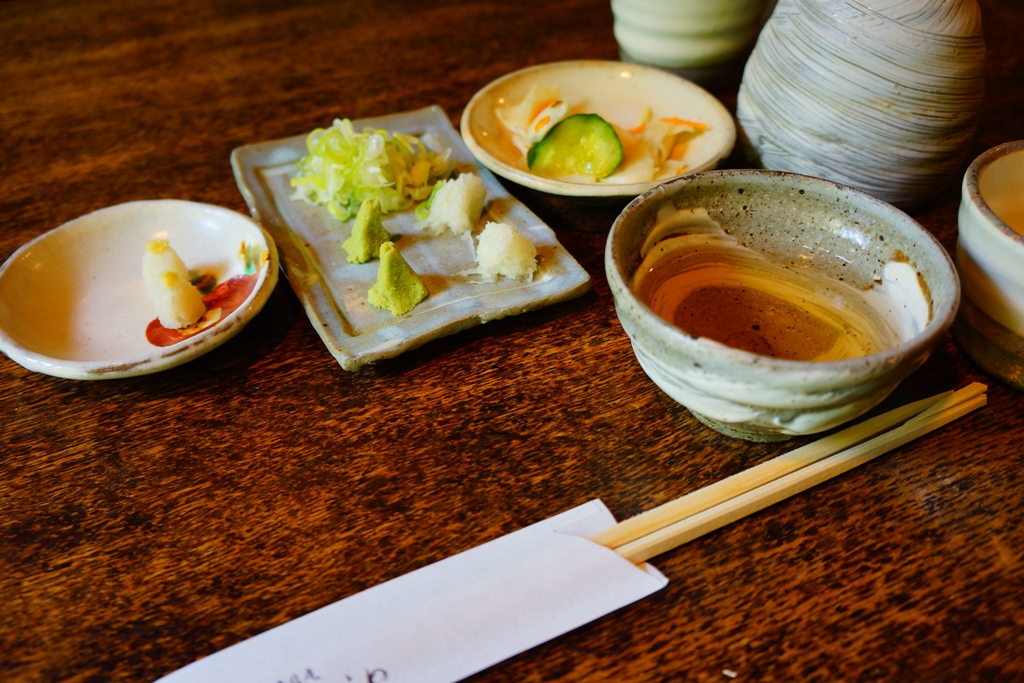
954;140;1024;390
612;0;770;84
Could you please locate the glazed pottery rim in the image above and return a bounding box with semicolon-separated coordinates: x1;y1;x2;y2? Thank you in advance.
606;169;960;373
964;139;1024;243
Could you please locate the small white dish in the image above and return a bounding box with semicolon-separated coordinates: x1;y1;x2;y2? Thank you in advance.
460;60;736;199
0;200;279;380
231;105;591;372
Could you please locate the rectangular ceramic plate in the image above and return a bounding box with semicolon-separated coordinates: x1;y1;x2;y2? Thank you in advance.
231;105;591;371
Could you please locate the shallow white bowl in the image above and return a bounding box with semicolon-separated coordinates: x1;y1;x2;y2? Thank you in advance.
0;200;279;380
606;170;959;441
461;60;736;199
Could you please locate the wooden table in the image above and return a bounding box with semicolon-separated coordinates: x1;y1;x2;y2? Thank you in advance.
2;1;1022;681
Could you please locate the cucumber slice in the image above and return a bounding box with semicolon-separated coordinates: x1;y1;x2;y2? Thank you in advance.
526;113;623;179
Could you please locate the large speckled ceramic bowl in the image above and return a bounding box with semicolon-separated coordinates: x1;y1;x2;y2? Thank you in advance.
953;140;1024;390
606;169;959;441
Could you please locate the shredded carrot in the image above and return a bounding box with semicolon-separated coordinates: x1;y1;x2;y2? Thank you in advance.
533;115;551;133
669;142;689;161
661;117;709;130
629;106;653;135
530;98;558;124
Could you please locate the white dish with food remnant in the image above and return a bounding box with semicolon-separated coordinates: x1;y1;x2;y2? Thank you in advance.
231;105;592;371
0;200;279;380
460;61;736;199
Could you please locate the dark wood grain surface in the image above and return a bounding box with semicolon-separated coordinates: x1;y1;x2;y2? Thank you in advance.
2;1;1022;681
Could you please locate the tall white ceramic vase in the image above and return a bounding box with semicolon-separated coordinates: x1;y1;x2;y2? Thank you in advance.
736;0;985;208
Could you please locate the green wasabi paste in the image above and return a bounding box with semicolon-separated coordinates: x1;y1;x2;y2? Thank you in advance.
343;198;390;264
368;241;428;315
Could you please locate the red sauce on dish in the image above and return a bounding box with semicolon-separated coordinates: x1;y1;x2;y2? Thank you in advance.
146;274;259;347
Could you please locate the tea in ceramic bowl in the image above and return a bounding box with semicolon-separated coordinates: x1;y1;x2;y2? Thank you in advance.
606;170;959;441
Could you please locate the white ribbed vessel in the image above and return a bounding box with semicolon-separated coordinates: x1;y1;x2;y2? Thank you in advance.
736;0;985;208
612;0;769;68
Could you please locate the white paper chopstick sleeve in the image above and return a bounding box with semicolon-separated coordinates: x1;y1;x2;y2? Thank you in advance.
155;499;667;683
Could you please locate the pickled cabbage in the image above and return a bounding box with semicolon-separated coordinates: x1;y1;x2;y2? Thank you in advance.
494;88;709;184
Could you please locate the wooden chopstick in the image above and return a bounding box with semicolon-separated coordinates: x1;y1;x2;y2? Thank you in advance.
595;383;988;564
593;386;960;550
